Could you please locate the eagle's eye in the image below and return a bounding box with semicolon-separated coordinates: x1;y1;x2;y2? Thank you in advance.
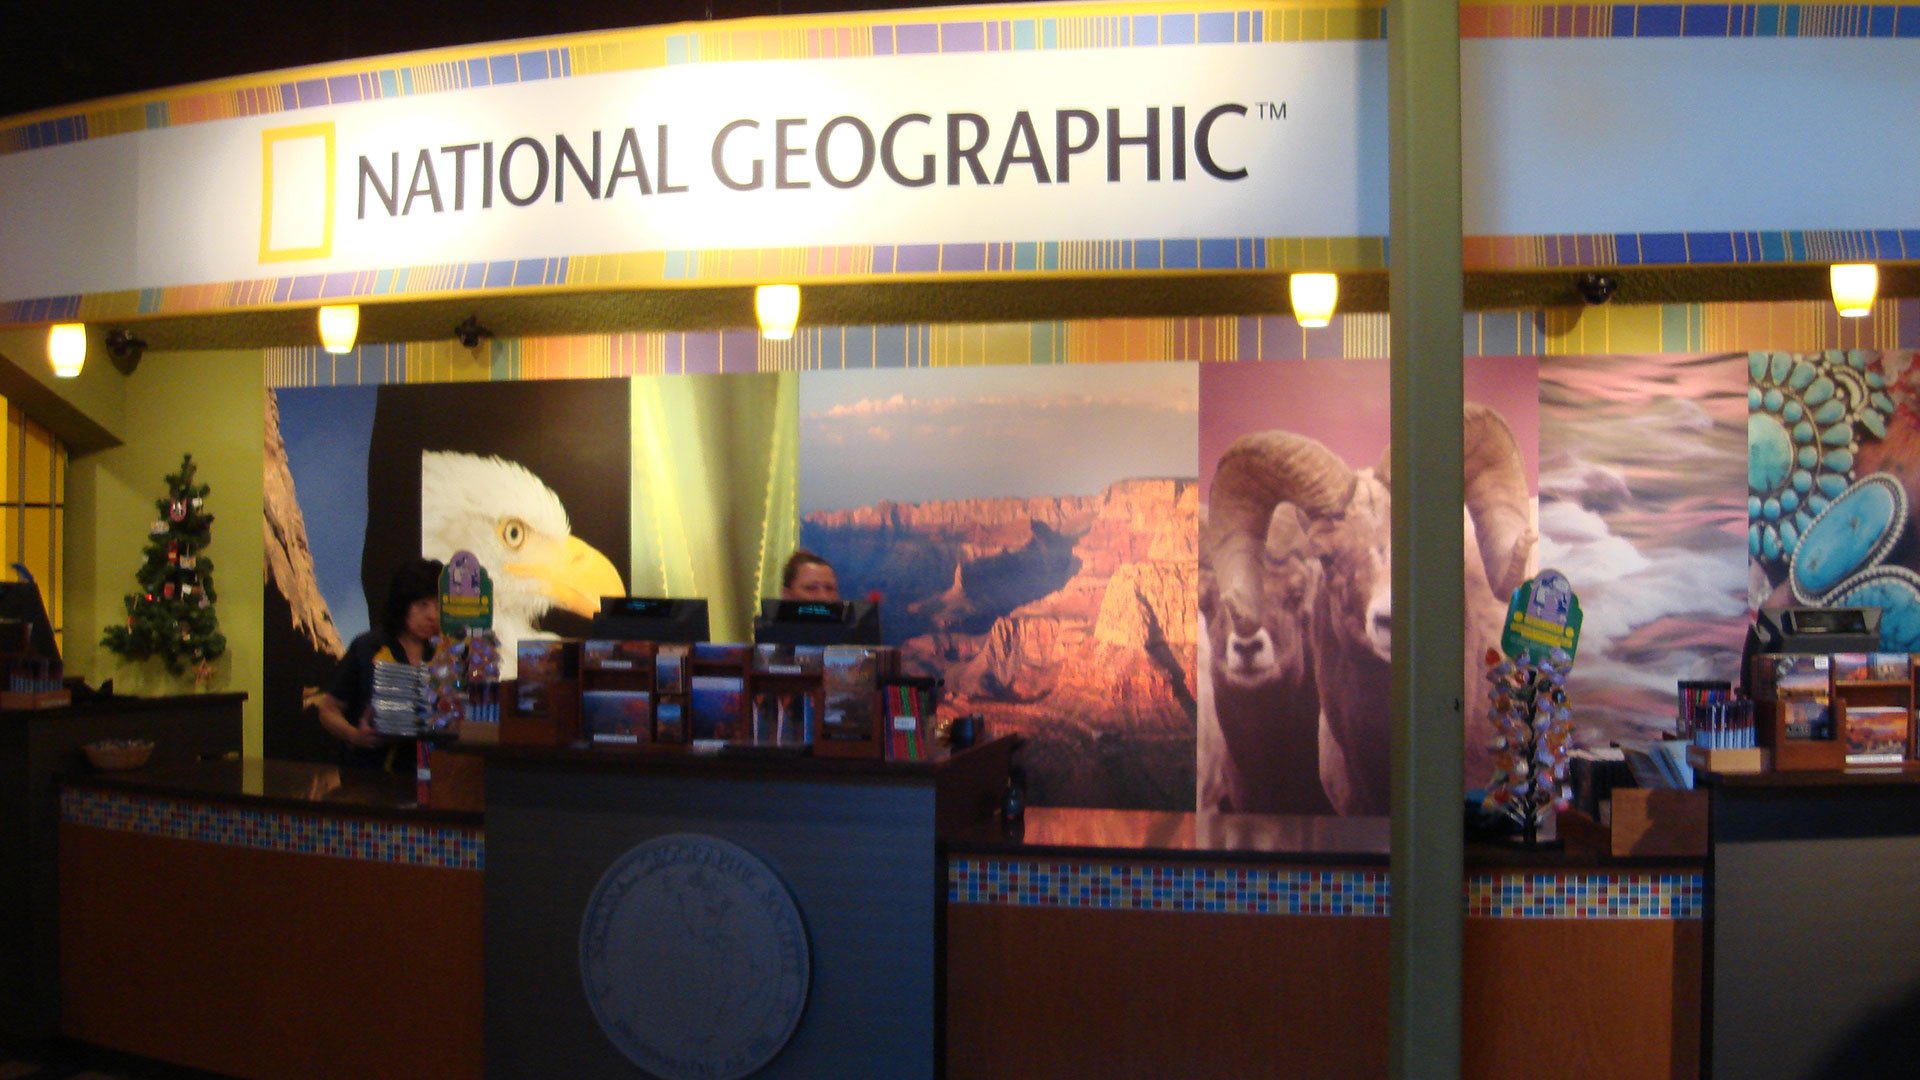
498;517;529;550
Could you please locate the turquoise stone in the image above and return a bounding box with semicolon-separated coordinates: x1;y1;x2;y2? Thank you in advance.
1831;570;1920;652
1793;476;1904;600
1804;376;1834;407
1749;414;1793;494
1789;358;1819;390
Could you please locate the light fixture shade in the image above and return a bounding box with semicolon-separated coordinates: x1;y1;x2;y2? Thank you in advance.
1289;273;1338;328
318;304;360;353
47;323;86;378
1830;263;1878;318
755;284;801;341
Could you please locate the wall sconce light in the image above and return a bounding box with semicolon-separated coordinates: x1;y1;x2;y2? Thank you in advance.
755;284;801;341
47;323;86;378
318;304;360;354
105;329;147;375
1289;273;1338;328
454;316;492;349
1830;263;1878;318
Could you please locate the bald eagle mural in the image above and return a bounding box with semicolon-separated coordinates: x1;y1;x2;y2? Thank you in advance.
266;379;632;758
420;450;625;666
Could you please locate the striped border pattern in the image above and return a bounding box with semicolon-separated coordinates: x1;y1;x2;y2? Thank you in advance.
1465;230;1920;269
60;788;485;871
0;237;1384;327
262;313;1392;385
260;299;1920;387
0;5;1381;155
948;858;1704;919
1463;3;1920;37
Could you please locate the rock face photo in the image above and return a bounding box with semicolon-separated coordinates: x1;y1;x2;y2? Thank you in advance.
799;362;1199;810
806;479;1198;809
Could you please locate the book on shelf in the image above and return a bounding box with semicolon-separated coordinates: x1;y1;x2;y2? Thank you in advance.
582;689;651;745
1844;705;1909;764
689;675;746;741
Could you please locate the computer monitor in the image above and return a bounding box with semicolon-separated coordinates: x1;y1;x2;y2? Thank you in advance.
589;597;710;644
0;580;59;659
752;599;881;646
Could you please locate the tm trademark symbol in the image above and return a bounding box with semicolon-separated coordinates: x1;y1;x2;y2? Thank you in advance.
1258;101;1287;120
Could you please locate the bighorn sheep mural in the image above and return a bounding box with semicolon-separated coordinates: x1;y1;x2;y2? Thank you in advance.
1200;403;1537;816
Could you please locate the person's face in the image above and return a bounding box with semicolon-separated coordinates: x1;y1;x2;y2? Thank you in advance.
403;596;440;641
783;564;839;602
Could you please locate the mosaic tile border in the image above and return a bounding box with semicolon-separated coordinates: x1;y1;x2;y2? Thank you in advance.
60;788;485;871
948;858;1703;919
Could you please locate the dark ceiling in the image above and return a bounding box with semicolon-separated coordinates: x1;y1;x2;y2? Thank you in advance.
0;1;945;120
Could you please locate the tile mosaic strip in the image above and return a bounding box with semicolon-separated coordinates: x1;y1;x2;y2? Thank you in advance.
1463;3;1920;38
947;858;1703;919
0;5;1379;154
60;788;485;871
950;859;1391;915
1464;871;1702;918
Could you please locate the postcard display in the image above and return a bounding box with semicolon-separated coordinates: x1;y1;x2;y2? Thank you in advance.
1751;652;1916;770
507;638;926;759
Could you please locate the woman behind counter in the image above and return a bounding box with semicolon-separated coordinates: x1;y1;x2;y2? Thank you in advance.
315;557;443;770
780;549;840;602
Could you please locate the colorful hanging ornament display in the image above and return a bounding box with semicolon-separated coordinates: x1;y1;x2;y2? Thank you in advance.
1481;646;1577;846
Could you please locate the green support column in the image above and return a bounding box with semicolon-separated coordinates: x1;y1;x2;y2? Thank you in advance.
1386;1;1465;1079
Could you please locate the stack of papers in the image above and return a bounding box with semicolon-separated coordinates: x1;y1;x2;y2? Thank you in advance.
369;661;428;737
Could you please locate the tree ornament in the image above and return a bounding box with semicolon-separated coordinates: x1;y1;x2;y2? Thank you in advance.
168;499;187;522
162;582;175;599
149;520;168;536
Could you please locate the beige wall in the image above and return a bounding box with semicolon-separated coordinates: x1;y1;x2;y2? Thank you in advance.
64;350;265;756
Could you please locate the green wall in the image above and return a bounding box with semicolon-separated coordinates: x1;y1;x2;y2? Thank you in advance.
64;350;265;756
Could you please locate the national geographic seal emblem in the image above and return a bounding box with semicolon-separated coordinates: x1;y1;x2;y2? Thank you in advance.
579;834;811;1080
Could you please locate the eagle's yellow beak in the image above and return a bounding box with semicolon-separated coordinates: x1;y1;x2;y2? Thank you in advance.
507;535;623;617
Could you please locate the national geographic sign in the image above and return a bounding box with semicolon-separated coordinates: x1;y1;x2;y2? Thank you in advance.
579;834;812;1079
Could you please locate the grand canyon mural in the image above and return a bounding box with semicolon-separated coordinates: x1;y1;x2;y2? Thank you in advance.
799;363;1199;810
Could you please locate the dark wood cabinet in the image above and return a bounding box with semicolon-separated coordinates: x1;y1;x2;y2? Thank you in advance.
0;693;242;1038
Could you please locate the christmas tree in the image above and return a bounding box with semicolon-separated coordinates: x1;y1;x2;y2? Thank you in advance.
101;453;227;679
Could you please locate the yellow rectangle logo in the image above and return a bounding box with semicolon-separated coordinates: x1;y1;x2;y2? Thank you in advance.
260;123;335;263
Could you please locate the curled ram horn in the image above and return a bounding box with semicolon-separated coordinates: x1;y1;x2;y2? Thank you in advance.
1464;402;1537;604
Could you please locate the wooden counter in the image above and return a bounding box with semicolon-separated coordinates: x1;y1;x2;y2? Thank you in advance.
56;756;482;1080
0;692;242;1039
946;807;1703;1080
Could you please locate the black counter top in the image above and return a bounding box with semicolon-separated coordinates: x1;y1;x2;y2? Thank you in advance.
457;732;1014;783
61;757;482;825
1;691;246;722
1699;762;1920;788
